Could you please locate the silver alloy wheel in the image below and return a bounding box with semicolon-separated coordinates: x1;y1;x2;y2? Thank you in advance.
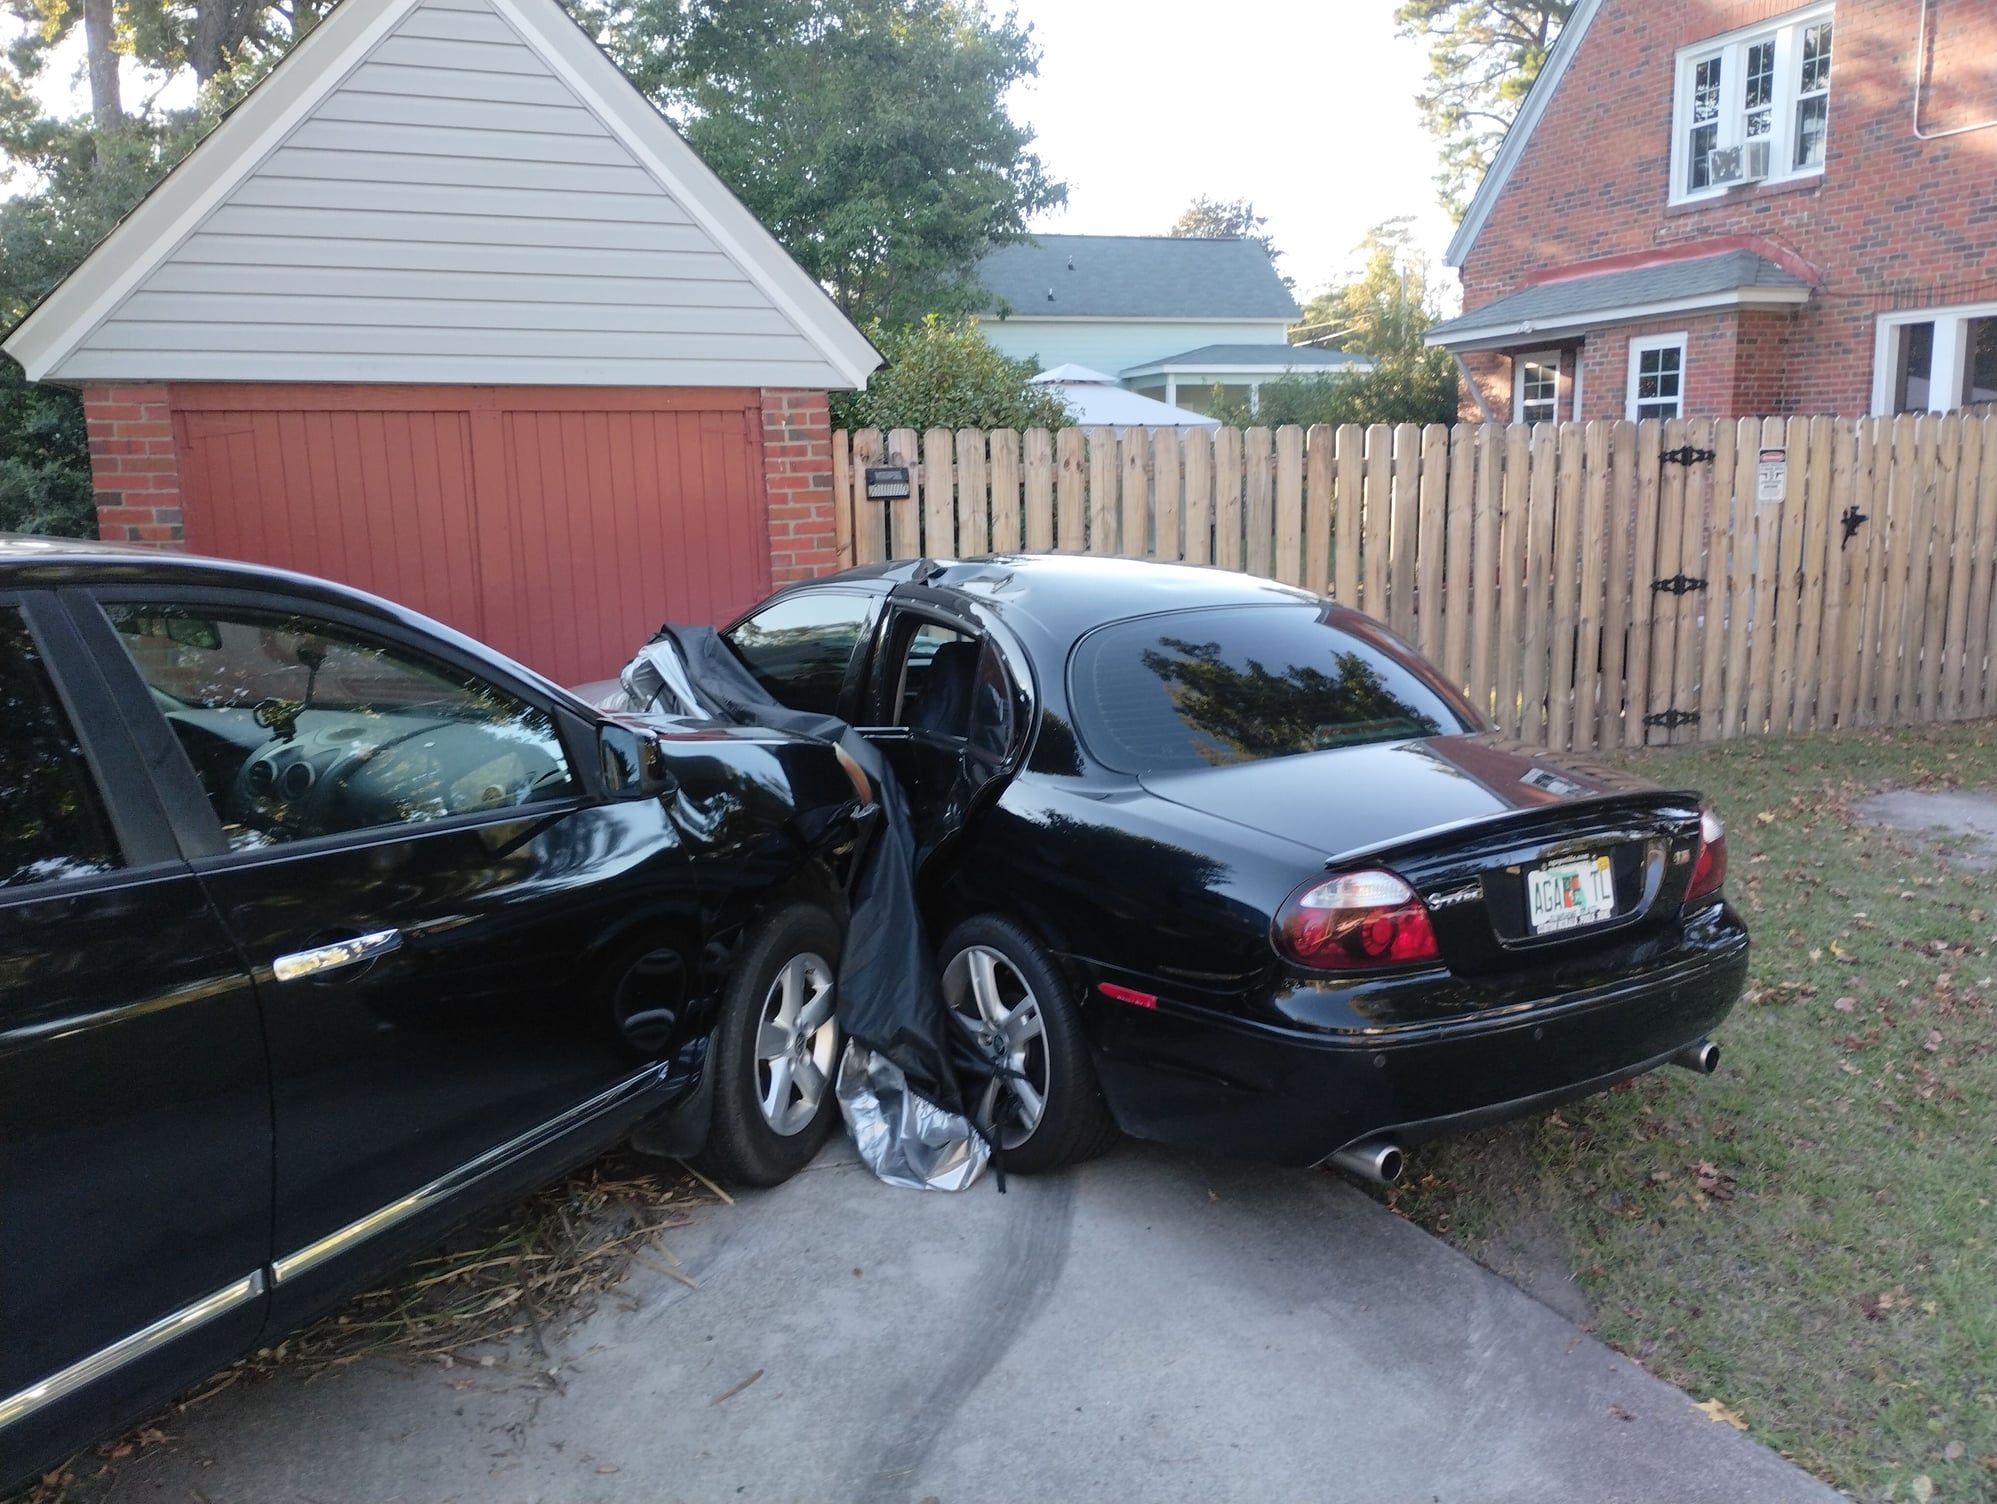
753;951;838;1137
942;945;1050;1149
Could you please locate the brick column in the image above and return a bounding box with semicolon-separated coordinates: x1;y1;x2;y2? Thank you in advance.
759;388;839;584
83;384;186;547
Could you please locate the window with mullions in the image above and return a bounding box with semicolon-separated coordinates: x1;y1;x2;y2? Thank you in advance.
1673;6;1832;203
1627;336;1687;422
1515;353;1562;425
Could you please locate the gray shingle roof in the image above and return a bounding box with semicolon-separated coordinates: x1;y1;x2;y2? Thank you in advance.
976;235;1300;321
1122;343;1375;374
1426;250;1812;348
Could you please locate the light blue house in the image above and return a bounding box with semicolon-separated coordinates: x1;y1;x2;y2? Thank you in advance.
974;234;1372;414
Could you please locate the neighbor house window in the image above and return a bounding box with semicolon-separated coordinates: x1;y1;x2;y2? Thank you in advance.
1515;352;1562;424
1627;335;1687;421
1873;303;1997;414
1671;5;1833;203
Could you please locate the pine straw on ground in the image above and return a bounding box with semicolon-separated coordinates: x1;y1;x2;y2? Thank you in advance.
18;1152;722;1504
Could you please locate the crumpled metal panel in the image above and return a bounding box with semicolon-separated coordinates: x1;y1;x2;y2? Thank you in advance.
836;1043;988;1193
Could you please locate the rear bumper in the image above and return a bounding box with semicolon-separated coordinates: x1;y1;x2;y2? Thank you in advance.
1086;910;1749;1169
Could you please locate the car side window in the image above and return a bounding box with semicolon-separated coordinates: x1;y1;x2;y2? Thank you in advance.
725;592;875;716
0;607;121;888
893;622;1013;758
102;603;577;851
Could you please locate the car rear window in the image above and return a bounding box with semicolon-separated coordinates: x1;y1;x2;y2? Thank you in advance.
1068;605;1470;774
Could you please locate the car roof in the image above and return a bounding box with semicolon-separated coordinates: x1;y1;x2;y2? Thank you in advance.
0;533;580;705
1;532;405;607
785;554;1336;648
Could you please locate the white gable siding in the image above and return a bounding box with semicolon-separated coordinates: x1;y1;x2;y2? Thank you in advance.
977;317;1291;378
49;0;842;386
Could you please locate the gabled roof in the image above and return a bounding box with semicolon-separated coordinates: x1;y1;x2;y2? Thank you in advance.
1423;248;1812;350
977;235;1300;321
1444;0;1604;270
1121;344;1374;377
3;0;879;388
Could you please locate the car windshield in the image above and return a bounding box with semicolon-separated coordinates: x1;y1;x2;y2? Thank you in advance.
1068;605;1471;774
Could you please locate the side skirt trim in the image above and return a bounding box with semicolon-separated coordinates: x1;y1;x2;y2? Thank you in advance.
271;1064;669;1286
0;1272;266;1431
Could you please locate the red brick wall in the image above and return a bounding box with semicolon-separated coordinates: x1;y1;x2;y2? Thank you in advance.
759;388;840;584
83;384;185;546
1458;0;1997;417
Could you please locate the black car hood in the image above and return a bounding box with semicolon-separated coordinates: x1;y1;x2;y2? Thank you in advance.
1137;734;1675;863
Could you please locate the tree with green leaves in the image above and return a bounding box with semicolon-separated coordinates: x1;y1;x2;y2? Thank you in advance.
576;0;1063;325
1395;0;1570;219
1212;220;1458;428
829;317;1067;434
1166;194;1285;282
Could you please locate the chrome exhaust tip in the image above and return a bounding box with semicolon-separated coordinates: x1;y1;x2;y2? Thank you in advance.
1328;1138;1405;1186
1670;1038;1721;1075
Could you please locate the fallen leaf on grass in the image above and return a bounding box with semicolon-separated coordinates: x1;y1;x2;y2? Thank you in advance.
1694;1398;1748;1430
1835;996;1857;1011
1944;1440;1966;1461
1910;1475;1933;1502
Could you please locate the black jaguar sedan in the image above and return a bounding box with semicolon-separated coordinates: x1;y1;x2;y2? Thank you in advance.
0;537;871;1487
688;554;1748;1179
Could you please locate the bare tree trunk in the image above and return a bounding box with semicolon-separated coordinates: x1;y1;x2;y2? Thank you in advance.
82;0;124;127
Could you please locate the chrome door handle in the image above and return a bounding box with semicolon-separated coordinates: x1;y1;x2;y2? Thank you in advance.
272;928;402;983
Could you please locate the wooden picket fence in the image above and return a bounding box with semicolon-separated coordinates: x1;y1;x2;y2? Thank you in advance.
831;415;1997;752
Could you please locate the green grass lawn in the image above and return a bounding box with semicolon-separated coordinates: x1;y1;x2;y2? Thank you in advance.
1387;722;1997;1504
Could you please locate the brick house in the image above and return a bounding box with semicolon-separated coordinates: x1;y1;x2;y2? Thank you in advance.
1424;0;1997;424
2;0;879;685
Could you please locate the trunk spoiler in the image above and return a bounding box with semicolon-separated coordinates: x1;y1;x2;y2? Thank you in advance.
1324;789;1704;869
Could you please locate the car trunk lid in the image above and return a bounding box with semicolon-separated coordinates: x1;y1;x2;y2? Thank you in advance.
1139;735;1706;972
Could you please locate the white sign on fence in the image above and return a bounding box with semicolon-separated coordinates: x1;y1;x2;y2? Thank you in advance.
1757;448;1788;504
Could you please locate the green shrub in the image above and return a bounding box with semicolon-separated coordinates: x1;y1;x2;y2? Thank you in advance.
831;316;1070;433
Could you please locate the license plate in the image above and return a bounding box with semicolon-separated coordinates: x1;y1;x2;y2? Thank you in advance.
1527;855;1616;934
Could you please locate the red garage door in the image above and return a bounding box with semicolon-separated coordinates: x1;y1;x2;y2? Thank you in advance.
173;385;772;687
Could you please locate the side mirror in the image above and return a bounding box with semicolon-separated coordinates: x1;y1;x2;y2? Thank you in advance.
599;722;679;800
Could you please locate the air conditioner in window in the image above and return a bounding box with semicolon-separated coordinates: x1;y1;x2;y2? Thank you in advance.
1707;146;1745;184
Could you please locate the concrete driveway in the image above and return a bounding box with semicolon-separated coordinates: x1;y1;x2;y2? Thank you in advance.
100;1141;1838;1504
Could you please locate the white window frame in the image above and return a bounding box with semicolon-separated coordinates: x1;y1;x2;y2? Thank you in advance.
1669;3;1834;206
1513;349;1564;424
1626;333;1688;422
1871;300;1997;415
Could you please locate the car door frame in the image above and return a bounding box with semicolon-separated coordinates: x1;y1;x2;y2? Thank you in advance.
0;584;275;1469
56;581;690;1321
849;588;1037;883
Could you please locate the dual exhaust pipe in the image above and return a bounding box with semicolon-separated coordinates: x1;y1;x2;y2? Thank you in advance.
1326;1038;1722;1188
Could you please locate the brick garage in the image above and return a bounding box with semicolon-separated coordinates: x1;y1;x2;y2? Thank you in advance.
6;0;879;685
1431;0;1997;422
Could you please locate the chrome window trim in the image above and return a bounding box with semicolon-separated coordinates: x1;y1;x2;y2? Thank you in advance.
272;1063;668;1286
0;1272;266;1431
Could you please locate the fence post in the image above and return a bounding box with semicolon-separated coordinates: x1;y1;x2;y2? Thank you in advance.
1275;425;1305;585
989;428;1022;553
1155;428;1184;563
1056;427;1087;552
1023;429;1055;551
1183;427;1214;565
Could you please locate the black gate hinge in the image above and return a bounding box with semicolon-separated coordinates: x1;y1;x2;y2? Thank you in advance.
1643;707;1702;731
1651;573;1708;595
1660;445;1717;466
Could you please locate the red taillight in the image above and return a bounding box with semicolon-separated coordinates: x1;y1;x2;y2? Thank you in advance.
1276;869;1440;971
1685;807;1727;908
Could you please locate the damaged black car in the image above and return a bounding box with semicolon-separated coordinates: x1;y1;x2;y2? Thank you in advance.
0;537;873;1486
613;554;1750;1183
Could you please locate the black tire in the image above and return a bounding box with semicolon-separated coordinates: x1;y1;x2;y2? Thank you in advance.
938;914;1120;1174
694;903;844;1189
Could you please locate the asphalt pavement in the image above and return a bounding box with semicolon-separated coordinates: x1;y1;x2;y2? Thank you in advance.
97;1140;1842;1504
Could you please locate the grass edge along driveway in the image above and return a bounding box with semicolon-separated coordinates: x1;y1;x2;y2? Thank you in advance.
1387;723;1997;1504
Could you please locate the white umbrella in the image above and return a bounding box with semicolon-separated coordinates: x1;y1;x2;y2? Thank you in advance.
1029;366;1221;427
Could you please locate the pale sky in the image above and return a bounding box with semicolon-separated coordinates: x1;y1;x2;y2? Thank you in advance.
7;0;1461;300
1003;0;1460;302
